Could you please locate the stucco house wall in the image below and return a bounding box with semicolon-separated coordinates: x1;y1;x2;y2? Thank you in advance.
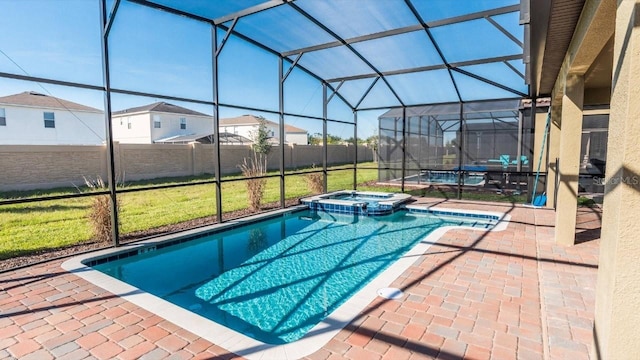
220;115;308;145
0;93;105;145
112;113;152;144
285;132;308;145
111;102;214;144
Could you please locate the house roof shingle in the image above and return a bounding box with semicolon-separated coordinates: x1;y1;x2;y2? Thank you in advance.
0;91;101;112
219;115;307;133
112;102;210;117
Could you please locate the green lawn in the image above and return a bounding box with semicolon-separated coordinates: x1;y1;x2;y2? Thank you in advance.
0;165;378;260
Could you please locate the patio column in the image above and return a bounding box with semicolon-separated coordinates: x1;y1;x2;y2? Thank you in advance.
554;73;584;246
594;0;640;357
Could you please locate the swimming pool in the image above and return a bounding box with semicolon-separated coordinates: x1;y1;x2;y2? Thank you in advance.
404;171;485;186
63;205;509;359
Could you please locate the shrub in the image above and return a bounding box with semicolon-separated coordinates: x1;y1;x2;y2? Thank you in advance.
239;154;267;212
240;117;272;212
84;176;119;243
305;165;324;194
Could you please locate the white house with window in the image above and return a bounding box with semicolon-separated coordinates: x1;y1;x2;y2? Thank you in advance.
219;115;308;145
111;102;214;144
0;91;105;145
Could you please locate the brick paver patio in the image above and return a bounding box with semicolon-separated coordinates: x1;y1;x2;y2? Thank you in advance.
0;198;600;359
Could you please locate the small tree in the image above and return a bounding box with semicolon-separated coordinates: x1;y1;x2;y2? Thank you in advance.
365;133;379;163
239;116;272;211
308;132;322;145
365;134;379;152
326;134;342;144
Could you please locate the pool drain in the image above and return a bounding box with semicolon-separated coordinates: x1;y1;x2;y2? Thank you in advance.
377;287;404;300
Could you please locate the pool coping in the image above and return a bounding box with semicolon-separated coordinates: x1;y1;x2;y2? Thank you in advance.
301;190;412;206
62;204;510;360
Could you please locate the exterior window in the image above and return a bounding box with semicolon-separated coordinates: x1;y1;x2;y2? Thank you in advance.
0;108;5;126
154;120;161;128
44;112;55;128
127;119;132;129
180;117;186;130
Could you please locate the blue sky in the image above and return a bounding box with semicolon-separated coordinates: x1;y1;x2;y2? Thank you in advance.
0;0;524;140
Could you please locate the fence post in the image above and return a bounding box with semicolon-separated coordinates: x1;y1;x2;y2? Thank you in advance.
191;142;199;176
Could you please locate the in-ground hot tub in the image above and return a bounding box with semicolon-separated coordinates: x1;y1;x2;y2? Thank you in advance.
300;190;412;216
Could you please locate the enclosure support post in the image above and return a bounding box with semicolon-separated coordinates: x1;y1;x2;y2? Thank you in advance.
530;97;538;202
278;57;285;208
100;0;120;246
322;83;328;192
457;103;464;200
517;108;524;172
212;25;223;223
353;111;358;190
546;101;562;208
426;115;431;181
401;107;407;193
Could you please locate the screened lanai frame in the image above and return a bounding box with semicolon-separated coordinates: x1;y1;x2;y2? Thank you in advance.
376;99;538;196
0;0;530;247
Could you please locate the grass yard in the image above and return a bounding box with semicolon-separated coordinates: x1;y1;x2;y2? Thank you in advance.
0;165;378;261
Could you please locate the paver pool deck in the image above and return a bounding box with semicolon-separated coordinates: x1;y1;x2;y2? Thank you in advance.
0;198;601;359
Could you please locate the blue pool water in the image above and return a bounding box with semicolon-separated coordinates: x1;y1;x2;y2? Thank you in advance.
93;209;494;344
411;171;485;185
328;193;389;207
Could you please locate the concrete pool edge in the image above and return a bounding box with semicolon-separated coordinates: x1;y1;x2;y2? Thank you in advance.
299;190;414;217
61;205;511;360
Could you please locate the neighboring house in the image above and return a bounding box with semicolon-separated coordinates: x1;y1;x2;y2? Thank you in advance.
111;102;214;144
219;115;308;145
111;104;308;145
0;91;105;145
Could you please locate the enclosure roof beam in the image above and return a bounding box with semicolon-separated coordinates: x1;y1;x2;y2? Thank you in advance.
110;88;215;106
130;0;213;24
354;78;380;109
282;53;303;82
505;60;525;79
104;0;121;37
0;71;104;91
287;2;405;107
326;81;344;104
215;17;238;58
325;54;522;83
485;16;523;48
282;5;519;57
450;67;528;97
355;96;522;111
130;0;354;110
428;4;520;27
213;0;288;25
282;25;423;57
405;0;462;102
